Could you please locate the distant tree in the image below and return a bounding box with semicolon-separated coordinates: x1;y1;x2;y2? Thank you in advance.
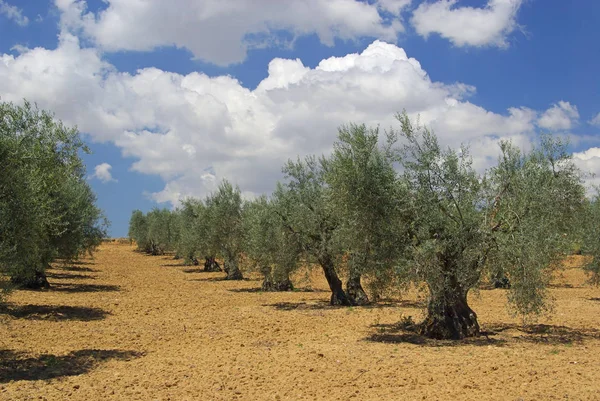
275;157;352;305
580;194;600;285
243;196;300;291
0;100;108;290
324;124;410;304
396;113;585;339
128;210;150;252
146;208;179;255
206;180;244;280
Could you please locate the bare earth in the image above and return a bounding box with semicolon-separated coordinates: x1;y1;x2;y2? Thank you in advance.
1;242;599;401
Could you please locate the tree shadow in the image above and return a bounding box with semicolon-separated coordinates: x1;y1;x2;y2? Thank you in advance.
48;283;121;293
0;349;142;383
58;266;98;273
366;323;506;347
180;268;211;274
68;261;96;266
0;304;109;321
188;276;258;282
228;287;327;293
161;263;186;268
589;297;600;302
264;300;416;311
547;283;578;289
484;323;600;344
46;272;96;280
365;321;600;347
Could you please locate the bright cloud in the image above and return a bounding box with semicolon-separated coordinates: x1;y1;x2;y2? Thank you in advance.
537;101;580;131
0;0;29;26
55;0;405;66
91;163;117;183
411;0;523;48
3;33;595;205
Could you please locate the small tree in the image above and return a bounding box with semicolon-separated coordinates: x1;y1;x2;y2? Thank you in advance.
324;124;409;304
243;196;300;291
580;194;600;285
275;157;352;305
396;113;585;339
0;100;108;289
128;210;150;252
206;180;244;280
147;208;179;255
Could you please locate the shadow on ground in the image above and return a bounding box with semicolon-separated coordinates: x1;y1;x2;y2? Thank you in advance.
58;265;98;273
0;304;110;321
229;287;327;294
188;277;258;282
365;321;600;347
46;272;96;280
0;349;142;383
265;300;411;311
48;283;121;293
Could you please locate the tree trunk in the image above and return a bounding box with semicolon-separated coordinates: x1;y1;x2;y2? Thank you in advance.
346;273;369;306
261;265;294;291
204;256;221;272
419;286;480;340
318;254;353;306
11;269;50;290
224;257;243;280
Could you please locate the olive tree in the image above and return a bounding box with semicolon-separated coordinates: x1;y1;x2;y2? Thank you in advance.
147;208;179;255
176;198;221;271
205;180;244;280
128;210;150;252
243;196;300;291
396;113;585;339
580;194;600;285
0;100;108;289
274;157;353;305
324;124;410;304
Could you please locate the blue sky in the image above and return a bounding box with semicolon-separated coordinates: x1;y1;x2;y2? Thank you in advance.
1;0;599;237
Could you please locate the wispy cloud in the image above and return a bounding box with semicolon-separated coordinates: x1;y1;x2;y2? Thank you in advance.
0;0;29;26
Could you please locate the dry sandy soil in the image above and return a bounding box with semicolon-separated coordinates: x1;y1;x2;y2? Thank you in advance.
1;242;599;400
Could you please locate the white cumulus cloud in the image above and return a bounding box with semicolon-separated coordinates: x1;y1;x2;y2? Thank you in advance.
0;0;29;26
537;101;580;131
411;0;523;48
91;163;117;183
3;33;596;205
55;0;405;66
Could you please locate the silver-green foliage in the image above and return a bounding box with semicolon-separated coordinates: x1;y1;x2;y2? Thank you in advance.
243;195;301;289
396;113;585;330
206;180;244;279
324;124;410;296
0;100;108;290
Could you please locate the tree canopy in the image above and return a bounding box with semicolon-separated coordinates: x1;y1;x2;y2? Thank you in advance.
0;100;108;291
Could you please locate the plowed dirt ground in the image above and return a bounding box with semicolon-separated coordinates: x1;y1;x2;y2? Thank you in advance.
1;242;599;400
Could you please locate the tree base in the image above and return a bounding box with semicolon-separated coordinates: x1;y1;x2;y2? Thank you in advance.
418;301;480;340
11;271;50;290
204;257;221;272
225;269;244;280
346;276;369;306
262;278;294;291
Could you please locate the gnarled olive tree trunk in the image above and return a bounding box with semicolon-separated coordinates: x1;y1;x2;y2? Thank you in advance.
419;279;480;340
346;254;369;305
223;255;243;280
318;254;353;306
11;268;50;289
260;265;294;291
204;256;221;272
